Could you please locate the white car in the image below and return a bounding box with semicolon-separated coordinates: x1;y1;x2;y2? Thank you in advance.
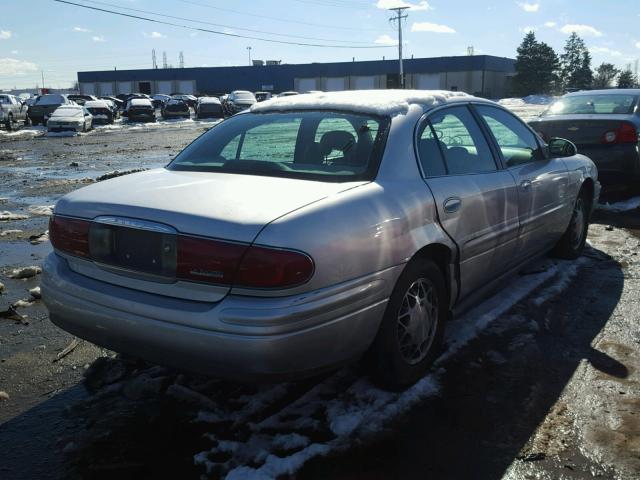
43;90;599;389
47;105;93;133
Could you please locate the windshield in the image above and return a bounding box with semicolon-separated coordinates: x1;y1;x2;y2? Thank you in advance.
544;94;638;115
169;111;389;182
0;96;10;104
36;95;65;105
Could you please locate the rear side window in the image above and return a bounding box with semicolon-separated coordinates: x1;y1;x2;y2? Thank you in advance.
476;105;542;167
424;106;496;175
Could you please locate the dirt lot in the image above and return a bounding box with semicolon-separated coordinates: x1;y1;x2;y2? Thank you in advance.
0;121;638;480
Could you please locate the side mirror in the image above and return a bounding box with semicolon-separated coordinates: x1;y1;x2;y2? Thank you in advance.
548;137;577;157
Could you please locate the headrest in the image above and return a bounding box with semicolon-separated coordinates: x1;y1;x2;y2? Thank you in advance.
319;130;355;157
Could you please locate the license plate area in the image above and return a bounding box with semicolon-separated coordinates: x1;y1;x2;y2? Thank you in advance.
89;221;177;278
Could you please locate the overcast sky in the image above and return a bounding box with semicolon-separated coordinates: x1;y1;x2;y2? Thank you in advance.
1;0;639;89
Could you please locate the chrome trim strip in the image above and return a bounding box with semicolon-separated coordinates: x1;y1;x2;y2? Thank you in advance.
93;216;177;234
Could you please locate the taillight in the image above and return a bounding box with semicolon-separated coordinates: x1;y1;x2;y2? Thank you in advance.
49;215;91;258
236;245;314;288
176;236;313;289
601;122;638;144
176;236;248;285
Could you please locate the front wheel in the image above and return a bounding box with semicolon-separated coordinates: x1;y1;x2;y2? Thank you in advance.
552;191;589;259
369;258;447;390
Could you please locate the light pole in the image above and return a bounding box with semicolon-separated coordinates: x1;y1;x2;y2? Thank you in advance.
247;46;252;65
389;7;409;89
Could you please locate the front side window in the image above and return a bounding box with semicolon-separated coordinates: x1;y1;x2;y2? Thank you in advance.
169;111;389;182
424;106;496;175
477;105;542;167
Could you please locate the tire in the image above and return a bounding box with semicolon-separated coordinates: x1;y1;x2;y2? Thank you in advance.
552;189;590;259
23;116;31;127
369;258;447;390
5;114;14;131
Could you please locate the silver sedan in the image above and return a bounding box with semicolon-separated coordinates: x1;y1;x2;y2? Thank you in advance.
42;90;600;389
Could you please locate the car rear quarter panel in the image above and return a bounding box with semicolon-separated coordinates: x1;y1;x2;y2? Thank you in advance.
242;106;456;299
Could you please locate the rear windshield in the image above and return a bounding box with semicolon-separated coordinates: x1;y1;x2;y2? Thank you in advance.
52;107;81;117
36;95;65;105
544;94;638;115
168;111;389;182
234;92;255;101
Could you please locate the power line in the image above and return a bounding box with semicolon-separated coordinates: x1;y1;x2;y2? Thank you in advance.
177;0;382;32
53;0;391;48
80;0;376;44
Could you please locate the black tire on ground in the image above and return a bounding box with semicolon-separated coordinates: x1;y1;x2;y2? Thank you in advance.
369;258;447;390
552;188;590;259
23;116;30;127
5;114;14;131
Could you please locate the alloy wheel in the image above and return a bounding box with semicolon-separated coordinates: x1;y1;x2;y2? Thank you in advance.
397;278;439;365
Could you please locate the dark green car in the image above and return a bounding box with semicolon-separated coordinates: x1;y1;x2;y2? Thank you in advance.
28;94;74;125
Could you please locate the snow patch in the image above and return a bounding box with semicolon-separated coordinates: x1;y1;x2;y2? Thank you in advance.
193;255;588;479
0;211;28;221
28;205;54;216
251;89;469;116
597;196;640;213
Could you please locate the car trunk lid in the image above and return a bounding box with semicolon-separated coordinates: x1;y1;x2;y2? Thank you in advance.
529;114;638;146
54;168;364;300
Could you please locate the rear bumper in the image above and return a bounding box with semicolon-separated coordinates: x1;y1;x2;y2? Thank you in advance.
48;125;82;132
127;113;155;122
42;253;397;381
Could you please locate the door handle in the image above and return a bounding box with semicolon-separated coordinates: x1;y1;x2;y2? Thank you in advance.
443;197;462;213
520;179;532;190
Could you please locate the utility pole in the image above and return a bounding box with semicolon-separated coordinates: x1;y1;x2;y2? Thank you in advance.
41;70;45;91
162;51;168;69
247;46;252;65
179;51;184;68
389;6;409;89
152;49;157;69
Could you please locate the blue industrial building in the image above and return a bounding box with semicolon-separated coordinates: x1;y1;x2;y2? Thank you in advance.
78;54;515;99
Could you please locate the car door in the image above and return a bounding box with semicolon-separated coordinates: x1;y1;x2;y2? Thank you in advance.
474;105;571;258
417;105;520;300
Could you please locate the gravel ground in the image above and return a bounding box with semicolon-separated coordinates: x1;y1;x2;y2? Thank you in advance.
0;120;638;480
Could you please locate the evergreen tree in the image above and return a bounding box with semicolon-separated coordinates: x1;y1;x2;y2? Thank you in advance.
559;32;593;91
512;32;559;96
618;70;638;88
593;63;619;89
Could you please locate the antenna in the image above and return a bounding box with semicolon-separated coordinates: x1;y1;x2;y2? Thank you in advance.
152;49;157;69
162;51;168;69
179;51;184;68
389;6;409;89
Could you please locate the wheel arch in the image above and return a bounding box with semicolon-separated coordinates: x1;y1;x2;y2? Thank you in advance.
408;242;456;309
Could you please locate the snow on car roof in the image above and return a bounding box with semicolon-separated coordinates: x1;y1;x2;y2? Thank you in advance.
84;100;109;108
251;89;470;116
198;97;221;104
130;98;152;106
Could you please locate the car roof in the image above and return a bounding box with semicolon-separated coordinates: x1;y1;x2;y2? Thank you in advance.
566;88;640;97
251;89;481;116
84;100;109;108
130;98;152;106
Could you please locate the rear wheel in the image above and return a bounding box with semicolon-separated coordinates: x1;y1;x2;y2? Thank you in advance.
5;114;14;131
552;189;589;259
369;258;447;390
